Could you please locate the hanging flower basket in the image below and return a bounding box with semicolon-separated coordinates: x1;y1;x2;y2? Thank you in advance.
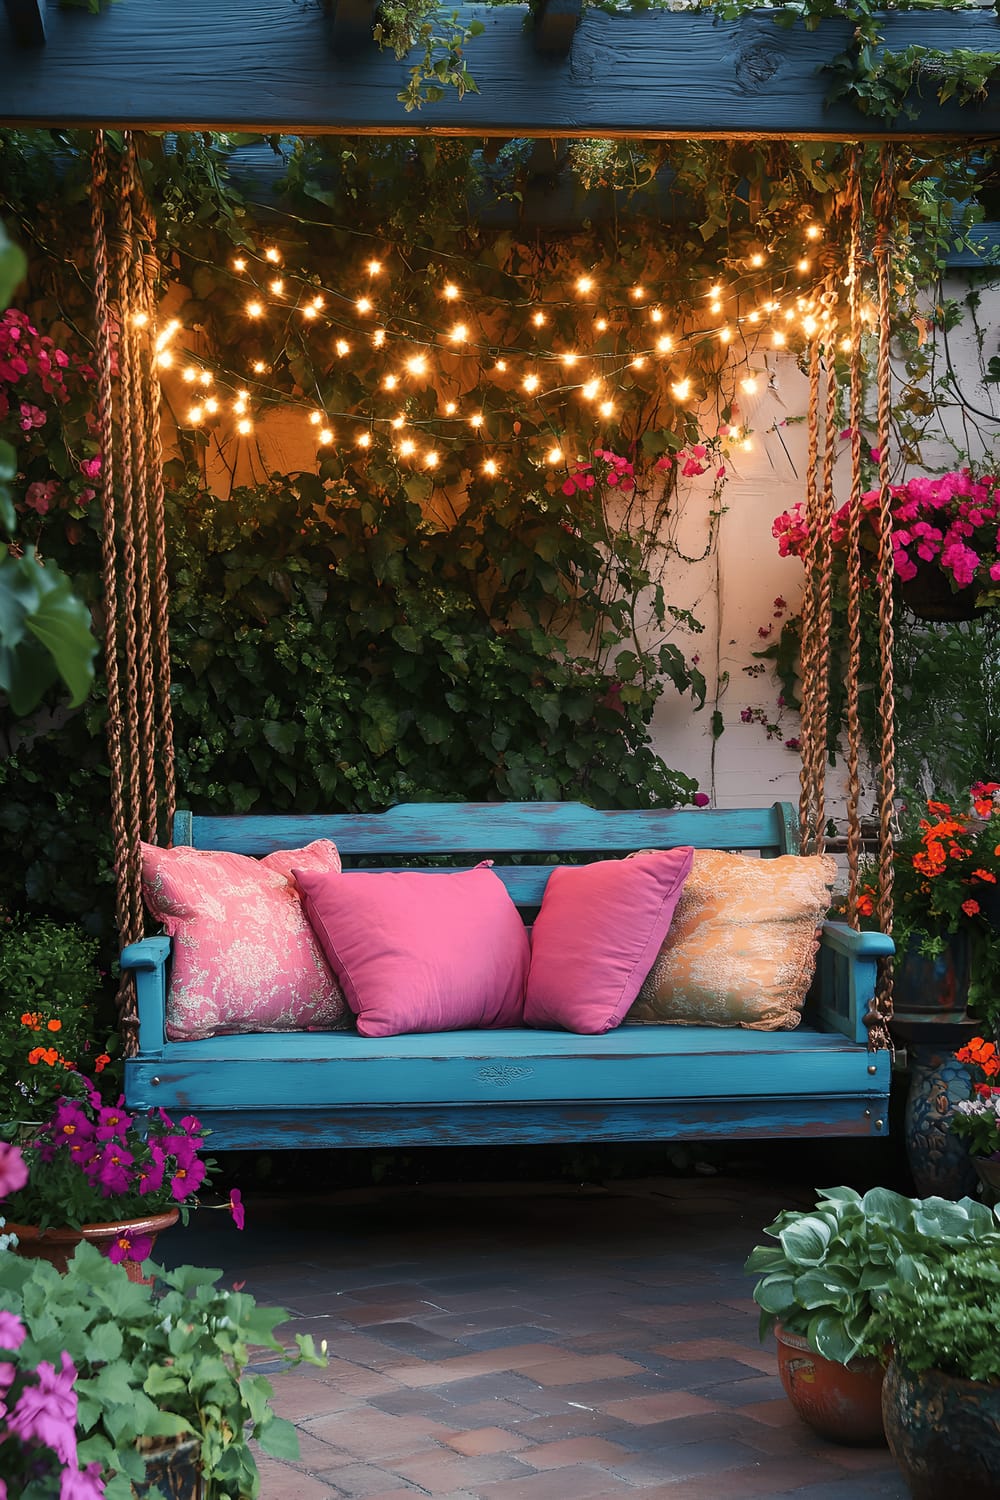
898;563;987;622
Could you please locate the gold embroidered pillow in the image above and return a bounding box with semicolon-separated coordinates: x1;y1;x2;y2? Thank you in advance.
628;849;837;1031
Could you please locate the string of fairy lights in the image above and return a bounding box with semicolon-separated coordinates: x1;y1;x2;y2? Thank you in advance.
144;220;869;477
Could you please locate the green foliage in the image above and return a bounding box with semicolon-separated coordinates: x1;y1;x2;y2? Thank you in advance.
0;1241;326;1499
0;915;106;1123
166;470;702;813
745;1184;1000;1365
872;1244;1000;1381
0;545;97;713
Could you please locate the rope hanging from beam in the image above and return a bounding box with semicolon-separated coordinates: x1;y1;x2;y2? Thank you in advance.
796;146;897;1047
90;128;175;1057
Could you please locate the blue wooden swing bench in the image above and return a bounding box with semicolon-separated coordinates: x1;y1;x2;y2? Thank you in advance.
121;801;894;1151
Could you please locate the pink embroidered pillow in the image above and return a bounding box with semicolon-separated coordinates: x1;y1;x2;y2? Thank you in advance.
294;866;530;1038
141;841;352;1040
524;848;695;1034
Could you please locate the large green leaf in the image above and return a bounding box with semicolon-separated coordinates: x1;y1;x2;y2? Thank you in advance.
0;219;27;309
0;549;97;713
24;557;98;707
778;1216;833;1267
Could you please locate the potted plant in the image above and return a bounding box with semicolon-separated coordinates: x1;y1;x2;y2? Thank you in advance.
745;1185;1000;1444
874;1244;1000;1498
0;914;110;1133
0;1237;327;1499
951;1034;1000;1201
1;1082;243;1279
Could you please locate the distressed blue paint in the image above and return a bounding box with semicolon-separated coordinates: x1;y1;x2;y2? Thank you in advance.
2;1;999;137
123;800;893;1148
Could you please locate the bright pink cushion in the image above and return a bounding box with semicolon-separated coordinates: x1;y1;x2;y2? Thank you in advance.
295;866;530;1038
524;848;695;1034
141;841;351;1040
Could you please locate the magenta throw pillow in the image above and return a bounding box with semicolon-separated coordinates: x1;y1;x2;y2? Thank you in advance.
295;866;530;1037
141;840;352;1040
524;848;695;1034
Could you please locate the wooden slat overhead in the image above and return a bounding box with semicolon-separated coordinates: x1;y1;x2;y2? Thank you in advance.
1;0;1000;137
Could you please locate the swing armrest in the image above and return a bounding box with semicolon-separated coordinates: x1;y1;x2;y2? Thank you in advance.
120;936;171;1054
815;922;895;1046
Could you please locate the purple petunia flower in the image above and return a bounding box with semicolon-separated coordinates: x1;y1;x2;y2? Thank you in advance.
107;1230;153;1264
170;1157;207;1202
93;1141;135;1197
229;1188;245;1230
0;1141;28;1198
137;1142;167;1197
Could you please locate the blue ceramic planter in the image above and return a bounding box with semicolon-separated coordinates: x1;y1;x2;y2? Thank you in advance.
883;1359;1000;1499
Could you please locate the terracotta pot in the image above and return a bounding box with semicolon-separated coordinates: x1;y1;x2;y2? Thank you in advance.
6;1209;179;1283
882;1358;1000;1499
775;1323;886;1446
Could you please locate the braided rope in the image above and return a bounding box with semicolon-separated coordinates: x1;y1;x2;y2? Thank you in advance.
811;337;838;849
122;133;160;847
91;133;140;1053
867;147;899;1050
798;338;822;853
844;148;866;932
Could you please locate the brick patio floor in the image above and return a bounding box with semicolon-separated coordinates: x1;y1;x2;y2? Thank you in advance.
164;1171;908;1499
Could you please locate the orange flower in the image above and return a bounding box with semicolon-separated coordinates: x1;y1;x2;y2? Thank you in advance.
46;1018;61;1032
973;869;997;883
27;1046;45;1065
40;1047;59;1066
20;1012;41;1028
94;1053;110;1074
857;894;875;917
962;898;981;917
927;800;952;816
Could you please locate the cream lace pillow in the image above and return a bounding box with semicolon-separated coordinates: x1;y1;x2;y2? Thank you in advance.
628;849;837;1030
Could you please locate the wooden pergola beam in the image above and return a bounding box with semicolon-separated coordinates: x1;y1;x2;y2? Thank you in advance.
2;0;1000;137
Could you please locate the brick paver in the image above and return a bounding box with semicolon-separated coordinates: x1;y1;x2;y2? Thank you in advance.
162;1172;910;1498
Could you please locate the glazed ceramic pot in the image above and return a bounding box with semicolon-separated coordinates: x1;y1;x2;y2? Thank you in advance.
775;1324;886;1445
5;1208;179;1283
882;1358;1000;1499
134;1435;204;1499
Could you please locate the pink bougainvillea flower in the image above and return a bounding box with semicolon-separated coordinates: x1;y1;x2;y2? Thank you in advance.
59;1462;107;1500
0;1141;29;1198
692;792;711;808
79;456;102;479
8;1351;80;1467
0;1312;26;1353
229;1187;246;1230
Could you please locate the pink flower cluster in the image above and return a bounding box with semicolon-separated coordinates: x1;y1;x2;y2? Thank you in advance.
562;447;637;497
0;1298;105;1497
772;469;1000;595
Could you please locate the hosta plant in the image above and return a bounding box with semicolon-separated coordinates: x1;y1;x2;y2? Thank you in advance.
745;1185;1000;1365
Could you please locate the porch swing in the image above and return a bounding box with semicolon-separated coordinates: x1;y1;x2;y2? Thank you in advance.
75;128;899;1149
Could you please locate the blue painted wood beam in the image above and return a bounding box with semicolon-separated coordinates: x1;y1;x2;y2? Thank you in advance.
1;0;999;137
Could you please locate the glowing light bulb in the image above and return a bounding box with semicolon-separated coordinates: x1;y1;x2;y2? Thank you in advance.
672;378;691;401
560;353;579;368
740;376;759;395
397;439;415;457
425;451;439;468
233;398;247;416
547;447;563;464
742;437;753;451
187;406;203;424
303;305;318;320
264;247;280;263
470;413;484;429
443;283;459;300
532;311;546;327
384;374;398;390
630;286;645;301
750;253;765;268
391;415;405;430
157;351;174;368
312;296;324;311
356;297;372;314
232;258;247;272
719;327;733;344
318;427;334;445
656;335;673;353
841;336;852;352
246;301;263;318
797;259;810;274
495;359;508;373
309;411;323;425
483;458;499;476
406;354;428;376
576;276;594;294
806;224;822;240
372;329;386;348
182;367;197;384
748;310;761;324
802;315;818;336
523;375;540;394
582;380;599;400
708;284;721;298
367;259;382;275
204;397;219;414
237;417;253;435
650;309;663;324
269;279;284;296
445;402;457;416
357;432;372;448
132;310;150;328
710;300;722;315
784;309;795;322
252;360;266;374
449;323;468;343
631;356;646;369
594;318;608;332
198;370;212;386
335;339;350;357
599;401;614;418
237;389;249;401
773;330;787;347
